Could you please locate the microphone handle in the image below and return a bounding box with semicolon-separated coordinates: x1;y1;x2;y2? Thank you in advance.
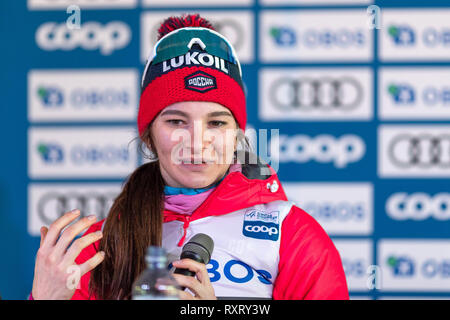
173;251;205;289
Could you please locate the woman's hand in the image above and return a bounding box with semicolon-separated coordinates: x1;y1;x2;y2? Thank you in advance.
31;209;105;300
172;259;217;300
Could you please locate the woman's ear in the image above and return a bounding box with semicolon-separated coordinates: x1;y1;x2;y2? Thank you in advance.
141;125;158;161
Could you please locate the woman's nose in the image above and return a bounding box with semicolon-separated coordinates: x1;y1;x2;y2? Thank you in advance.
191;120;212;156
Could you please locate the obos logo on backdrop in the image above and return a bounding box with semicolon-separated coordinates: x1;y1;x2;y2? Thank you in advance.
378;240;450;291
380;9;450;61
28;69;138;121
140;11;253;64
35;21;131;55
259;67;373;121
333;240;373;291
28;127;138;178
283;183;373;235
28;183;121;236
378;125;450;177
379;67;450;120
260;10;372;62
273;134;365;168
243;209;280;241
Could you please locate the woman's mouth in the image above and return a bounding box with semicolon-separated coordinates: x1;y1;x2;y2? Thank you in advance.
178;158;214;171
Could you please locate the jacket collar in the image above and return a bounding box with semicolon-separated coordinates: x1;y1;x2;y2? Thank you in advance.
163;160;287;223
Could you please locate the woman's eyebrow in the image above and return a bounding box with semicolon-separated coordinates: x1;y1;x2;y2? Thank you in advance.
160;110;189;117
208;111;233;117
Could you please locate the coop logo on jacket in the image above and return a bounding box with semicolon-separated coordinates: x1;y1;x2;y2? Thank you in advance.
243;209;280;241
28;127;138;178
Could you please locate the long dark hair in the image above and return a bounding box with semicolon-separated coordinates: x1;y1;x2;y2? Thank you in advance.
89;125;252;299
89;127;165;300
89;14;246;300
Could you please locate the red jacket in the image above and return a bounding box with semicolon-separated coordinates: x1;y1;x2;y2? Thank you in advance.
71;163;349;300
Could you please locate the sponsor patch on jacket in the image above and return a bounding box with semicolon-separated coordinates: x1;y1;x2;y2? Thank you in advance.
243;209;280;241
184;71;217;93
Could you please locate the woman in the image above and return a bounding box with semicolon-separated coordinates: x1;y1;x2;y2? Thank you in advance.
31;14;349;300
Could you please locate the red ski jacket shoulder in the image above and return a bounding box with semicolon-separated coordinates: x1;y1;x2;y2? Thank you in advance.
274;205;349;300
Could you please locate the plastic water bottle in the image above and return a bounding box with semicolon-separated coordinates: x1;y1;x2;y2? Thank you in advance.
132;246;180;300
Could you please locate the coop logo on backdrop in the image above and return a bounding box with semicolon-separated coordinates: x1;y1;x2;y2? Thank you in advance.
386;192;450;221
378;125;450;177
379;67;450;120
28;183;121;236
283;183;373;235
379;240;450;291
273;134;365;168
381;9;450;61
28;69;138;122
28;127;138;178
259;67;372;121
35;21;131;55
261;10;372;62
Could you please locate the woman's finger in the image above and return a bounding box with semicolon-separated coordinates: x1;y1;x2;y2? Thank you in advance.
172;259;216;300
172;259;209;283
61;230;103;266
78;251;105;276
172;273;202;296
40;209;81;250
39;226;48;247
177;289;196;300
52;215;98;258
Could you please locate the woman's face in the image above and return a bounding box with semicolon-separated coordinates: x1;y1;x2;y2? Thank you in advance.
149;101;238;189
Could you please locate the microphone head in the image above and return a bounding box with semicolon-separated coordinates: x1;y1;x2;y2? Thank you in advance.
182;233;214;264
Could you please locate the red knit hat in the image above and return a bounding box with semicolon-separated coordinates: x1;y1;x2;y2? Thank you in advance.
138;14;247;136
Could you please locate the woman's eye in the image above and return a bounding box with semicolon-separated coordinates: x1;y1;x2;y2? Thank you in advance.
166;119;185;126
209;120;227;127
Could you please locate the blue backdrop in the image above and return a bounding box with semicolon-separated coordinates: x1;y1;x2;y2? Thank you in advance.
1;0;450;300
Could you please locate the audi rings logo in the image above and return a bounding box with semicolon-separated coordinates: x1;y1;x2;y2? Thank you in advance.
269;77;363;111
35;21;131;55
386;192;450;221
37;192;117;225
388;134;450;168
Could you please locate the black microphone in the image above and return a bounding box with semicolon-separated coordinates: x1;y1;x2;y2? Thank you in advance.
174;233;214;279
